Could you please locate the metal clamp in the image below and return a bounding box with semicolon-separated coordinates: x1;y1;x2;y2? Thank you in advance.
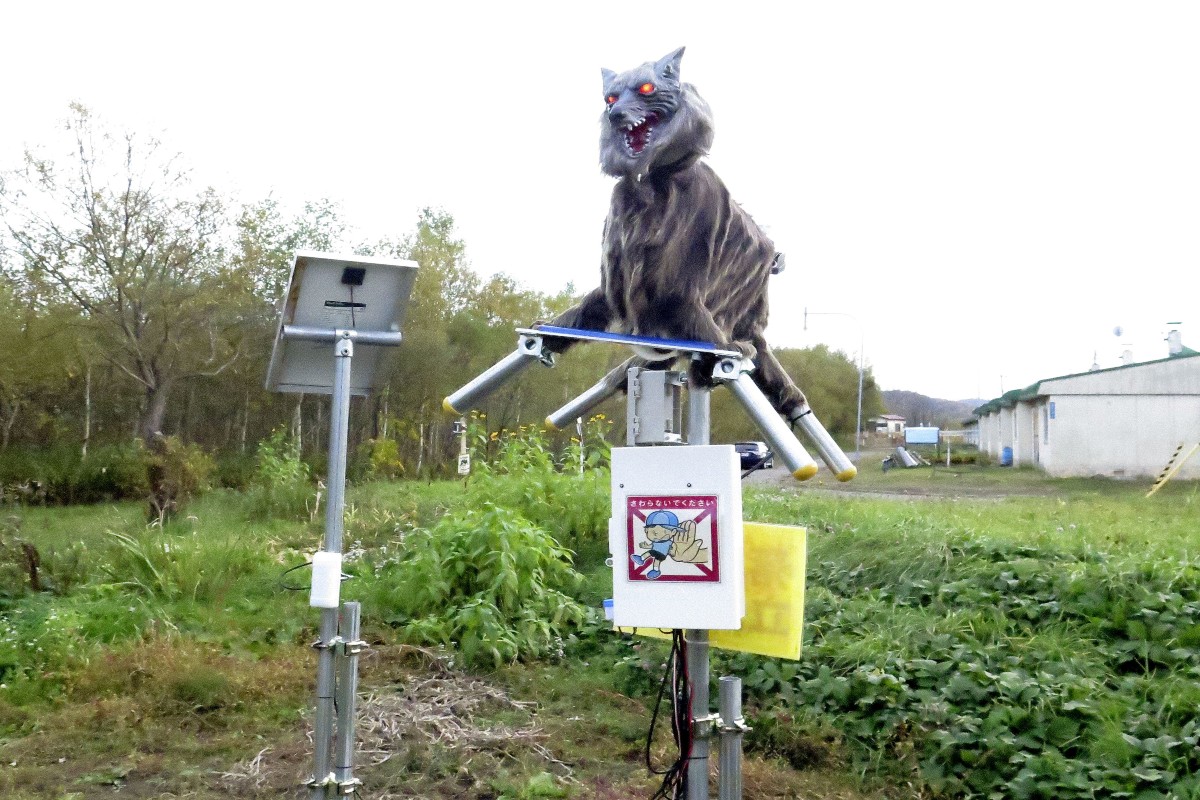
311;636;343;652
306;773;337;793
305;774;362;797
336;777;363;796
709;356;751;383
519;333;556;367
718;716;752;734
692;712;721;740
336;639;369;657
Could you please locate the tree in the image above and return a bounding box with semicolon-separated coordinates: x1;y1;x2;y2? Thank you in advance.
214;197;353;454
710;345;883;445
0;105;247;445
0;277;72;449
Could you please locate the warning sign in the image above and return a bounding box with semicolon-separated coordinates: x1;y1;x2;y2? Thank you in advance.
626;495;720;583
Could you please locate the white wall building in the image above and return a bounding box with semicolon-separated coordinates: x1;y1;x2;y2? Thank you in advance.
972;350;1200;479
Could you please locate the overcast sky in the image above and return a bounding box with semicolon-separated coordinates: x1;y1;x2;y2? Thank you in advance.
3;1;1197;401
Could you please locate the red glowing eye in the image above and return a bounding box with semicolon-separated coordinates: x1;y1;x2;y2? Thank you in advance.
606;95;617;105
638;83;655;95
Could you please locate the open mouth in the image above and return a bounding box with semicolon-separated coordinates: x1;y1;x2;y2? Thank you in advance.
623;112;659;156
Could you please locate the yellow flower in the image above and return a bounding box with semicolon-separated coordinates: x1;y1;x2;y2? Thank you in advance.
489;432;498;440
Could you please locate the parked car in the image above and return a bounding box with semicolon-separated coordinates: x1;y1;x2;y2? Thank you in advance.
734;441;774;469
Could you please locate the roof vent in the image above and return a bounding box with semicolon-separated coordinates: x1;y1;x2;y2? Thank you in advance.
1166;325;1183;356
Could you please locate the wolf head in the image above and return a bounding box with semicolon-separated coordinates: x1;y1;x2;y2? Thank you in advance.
599;47;714;180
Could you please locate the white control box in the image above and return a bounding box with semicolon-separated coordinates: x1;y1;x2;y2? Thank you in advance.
609;445;744;629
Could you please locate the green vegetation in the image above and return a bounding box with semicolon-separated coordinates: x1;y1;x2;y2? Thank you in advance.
3;407;1200;797
731;480;1200;798
0;106;878;504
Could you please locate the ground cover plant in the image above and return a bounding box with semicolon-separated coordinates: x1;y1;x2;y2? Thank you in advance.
1;424;1198;798
730;479;1200;799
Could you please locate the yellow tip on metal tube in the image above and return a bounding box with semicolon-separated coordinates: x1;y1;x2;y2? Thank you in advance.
835;466;858;482
544;417;560;432
793;464;819;481
442;397;459;415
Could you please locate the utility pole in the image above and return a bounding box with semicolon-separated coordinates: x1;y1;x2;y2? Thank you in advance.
803;308;865;463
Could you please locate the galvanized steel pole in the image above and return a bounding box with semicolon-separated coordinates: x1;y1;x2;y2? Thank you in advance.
686;380;712;800
334;602;363;791
718;676;745;800
310;333;353;798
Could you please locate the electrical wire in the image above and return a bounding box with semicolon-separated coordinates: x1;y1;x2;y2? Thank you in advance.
645;629;694;799
740;448;775;480
278;561;351;591
278;560;313;591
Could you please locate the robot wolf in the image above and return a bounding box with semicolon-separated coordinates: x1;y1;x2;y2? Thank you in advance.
546;46;807;422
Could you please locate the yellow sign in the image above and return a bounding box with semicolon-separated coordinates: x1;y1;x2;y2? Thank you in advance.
618;522;806;660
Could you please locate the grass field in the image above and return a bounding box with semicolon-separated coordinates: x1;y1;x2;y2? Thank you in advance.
1;455;1198;799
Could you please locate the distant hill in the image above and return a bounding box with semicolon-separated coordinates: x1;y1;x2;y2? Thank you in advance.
882;390;982;429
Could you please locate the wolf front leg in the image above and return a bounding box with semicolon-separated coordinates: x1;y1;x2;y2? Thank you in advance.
543;287;615;352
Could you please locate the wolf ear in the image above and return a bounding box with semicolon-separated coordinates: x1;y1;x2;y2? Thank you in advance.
656;47;685;79
601;67;617;86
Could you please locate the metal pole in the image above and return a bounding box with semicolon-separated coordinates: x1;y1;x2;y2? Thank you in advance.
310;332;353;798
444;333;551;415
686;630;711;800
546;356;643;431
803;308;865;464
726;371;818;480
686;381;711;800
688;377;711;446
577;417;585;474
717;677;745;800
855;342;864;465
334;602;363;790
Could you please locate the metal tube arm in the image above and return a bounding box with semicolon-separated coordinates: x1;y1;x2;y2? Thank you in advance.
716;361;818;481
790;405;858;481
545;356;644;431
282;325;405;346
443;333;555;415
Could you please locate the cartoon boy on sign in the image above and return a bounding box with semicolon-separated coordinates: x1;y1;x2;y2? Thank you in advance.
630;509;710;580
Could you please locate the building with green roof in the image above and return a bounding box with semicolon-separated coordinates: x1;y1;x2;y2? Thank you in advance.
971;331;1200;479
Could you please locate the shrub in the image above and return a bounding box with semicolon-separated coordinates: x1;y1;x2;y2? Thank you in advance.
213;451;257;491
0;444;148;505
245;429;315;521
102;524;265;605
0;515;37;604
364;503;586;669
355;437;406;481
145;435;214;523
467;418;611;555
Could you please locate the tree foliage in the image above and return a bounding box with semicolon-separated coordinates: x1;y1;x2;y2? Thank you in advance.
710;345;883;445
0;105;247;443
0;108;875;488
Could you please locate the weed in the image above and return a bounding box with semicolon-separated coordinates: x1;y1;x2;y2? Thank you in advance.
360;503;587;669
245;428;315;521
